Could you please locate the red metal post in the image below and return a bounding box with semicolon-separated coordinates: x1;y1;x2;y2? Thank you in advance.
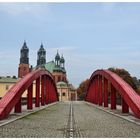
41;75;45;106
104;78;108;107
50;81;53;103
47;81;50;103
99;76;103;106
92;80;95;104
14;97;22;113
46;78;49;104
122;98;129;113
44;76;47;104
27;83;33;109
52;83;55;102
95;76;98;104
35;77;40;107
111;84;116;109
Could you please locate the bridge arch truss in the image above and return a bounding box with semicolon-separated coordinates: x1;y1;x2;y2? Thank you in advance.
0;69;58;120
85;69;140;119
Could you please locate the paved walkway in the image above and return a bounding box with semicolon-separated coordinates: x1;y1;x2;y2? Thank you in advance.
0;101;140;138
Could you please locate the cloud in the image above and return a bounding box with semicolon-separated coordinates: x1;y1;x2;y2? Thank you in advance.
0;3;49;16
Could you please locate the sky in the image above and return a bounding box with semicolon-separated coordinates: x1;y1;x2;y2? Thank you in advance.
0;2;140;87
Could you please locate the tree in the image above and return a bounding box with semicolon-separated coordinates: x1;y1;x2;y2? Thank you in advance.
77;79;90;100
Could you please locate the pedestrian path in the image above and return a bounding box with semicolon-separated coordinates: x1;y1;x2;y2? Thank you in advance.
0;101;140;138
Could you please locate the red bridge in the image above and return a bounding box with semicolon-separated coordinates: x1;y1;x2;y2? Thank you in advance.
85;69;140;119
0;68;140;120
0;68;58;120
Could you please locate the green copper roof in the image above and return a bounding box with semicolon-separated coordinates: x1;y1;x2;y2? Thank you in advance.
57;81;68;87
44;61;56;73
44;61;66;73
0;76;18;83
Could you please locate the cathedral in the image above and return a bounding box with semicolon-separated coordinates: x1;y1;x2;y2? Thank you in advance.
18;41;77;101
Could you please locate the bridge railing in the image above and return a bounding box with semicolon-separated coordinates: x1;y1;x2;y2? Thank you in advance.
85;69;140;119
0;69;58;120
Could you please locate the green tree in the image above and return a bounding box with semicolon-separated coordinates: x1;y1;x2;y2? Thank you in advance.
77;79;90;100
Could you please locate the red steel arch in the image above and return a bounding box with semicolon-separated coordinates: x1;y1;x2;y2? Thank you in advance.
85;69;140;119
0;68;58;120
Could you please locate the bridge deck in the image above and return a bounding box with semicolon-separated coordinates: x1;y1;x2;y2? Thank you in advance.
0;101;140;138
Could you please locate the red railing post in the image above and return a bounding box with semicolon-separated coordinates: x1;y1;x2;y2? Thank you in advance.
44;75;47;104
99;76;103;106
14;97;22;113
46;78;49;104
35;77;40;107
111;84;116;109
41;75;45;106
48;80;51;103
122;98;129;113
52;83;55;102
104;78;108;107
27;83;33;109
92;80;95;104
95;76;98;104
50;81;53;103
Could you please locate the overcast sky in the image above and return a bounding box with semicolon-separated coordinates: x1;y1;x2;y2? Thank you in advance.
0;3;140;87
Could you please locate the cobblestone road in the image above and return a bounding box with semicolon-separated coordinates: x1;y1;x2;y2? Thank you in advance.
0;101;140;138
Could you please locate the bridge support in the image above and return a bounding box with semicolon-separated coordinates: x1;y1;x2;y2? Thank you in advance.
122;98;129;113
45;78;49;104
95;77;98;104
50;81;53;103
14;97;22;113
93;80;96;104
99;76;103;106
111;84;116;110
44;76;47;104
35;77;40;107
41;75;45;106
27;83;33;109
104;78;108;107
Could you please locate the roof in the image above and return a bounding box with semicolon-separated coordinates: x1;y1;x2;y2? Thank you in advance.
57;81;68;88
44;61;66;73
44;61;56;73
0;76;18;83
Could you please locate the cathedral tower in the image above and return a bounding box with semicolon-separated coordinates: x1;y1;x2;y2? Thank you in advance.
18;41;30;78
55;50;60;66
60;54;65;68
37;43;46;67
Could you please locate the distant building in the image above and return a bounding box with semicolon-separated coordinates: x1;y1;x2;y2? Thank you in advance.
0;41;77;101
35;44;77;101
0;76;18;98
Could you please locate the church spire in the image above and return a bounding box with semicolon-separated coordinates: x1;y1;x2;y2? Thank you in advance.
20;41;29;64
18;41;30;78
37;43;46;66
55;50;60;66
60;54;65;68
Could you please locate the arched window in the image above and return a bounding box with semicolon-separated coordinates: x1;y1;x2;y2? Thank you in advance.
62;92;65;96
58;76;61;82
